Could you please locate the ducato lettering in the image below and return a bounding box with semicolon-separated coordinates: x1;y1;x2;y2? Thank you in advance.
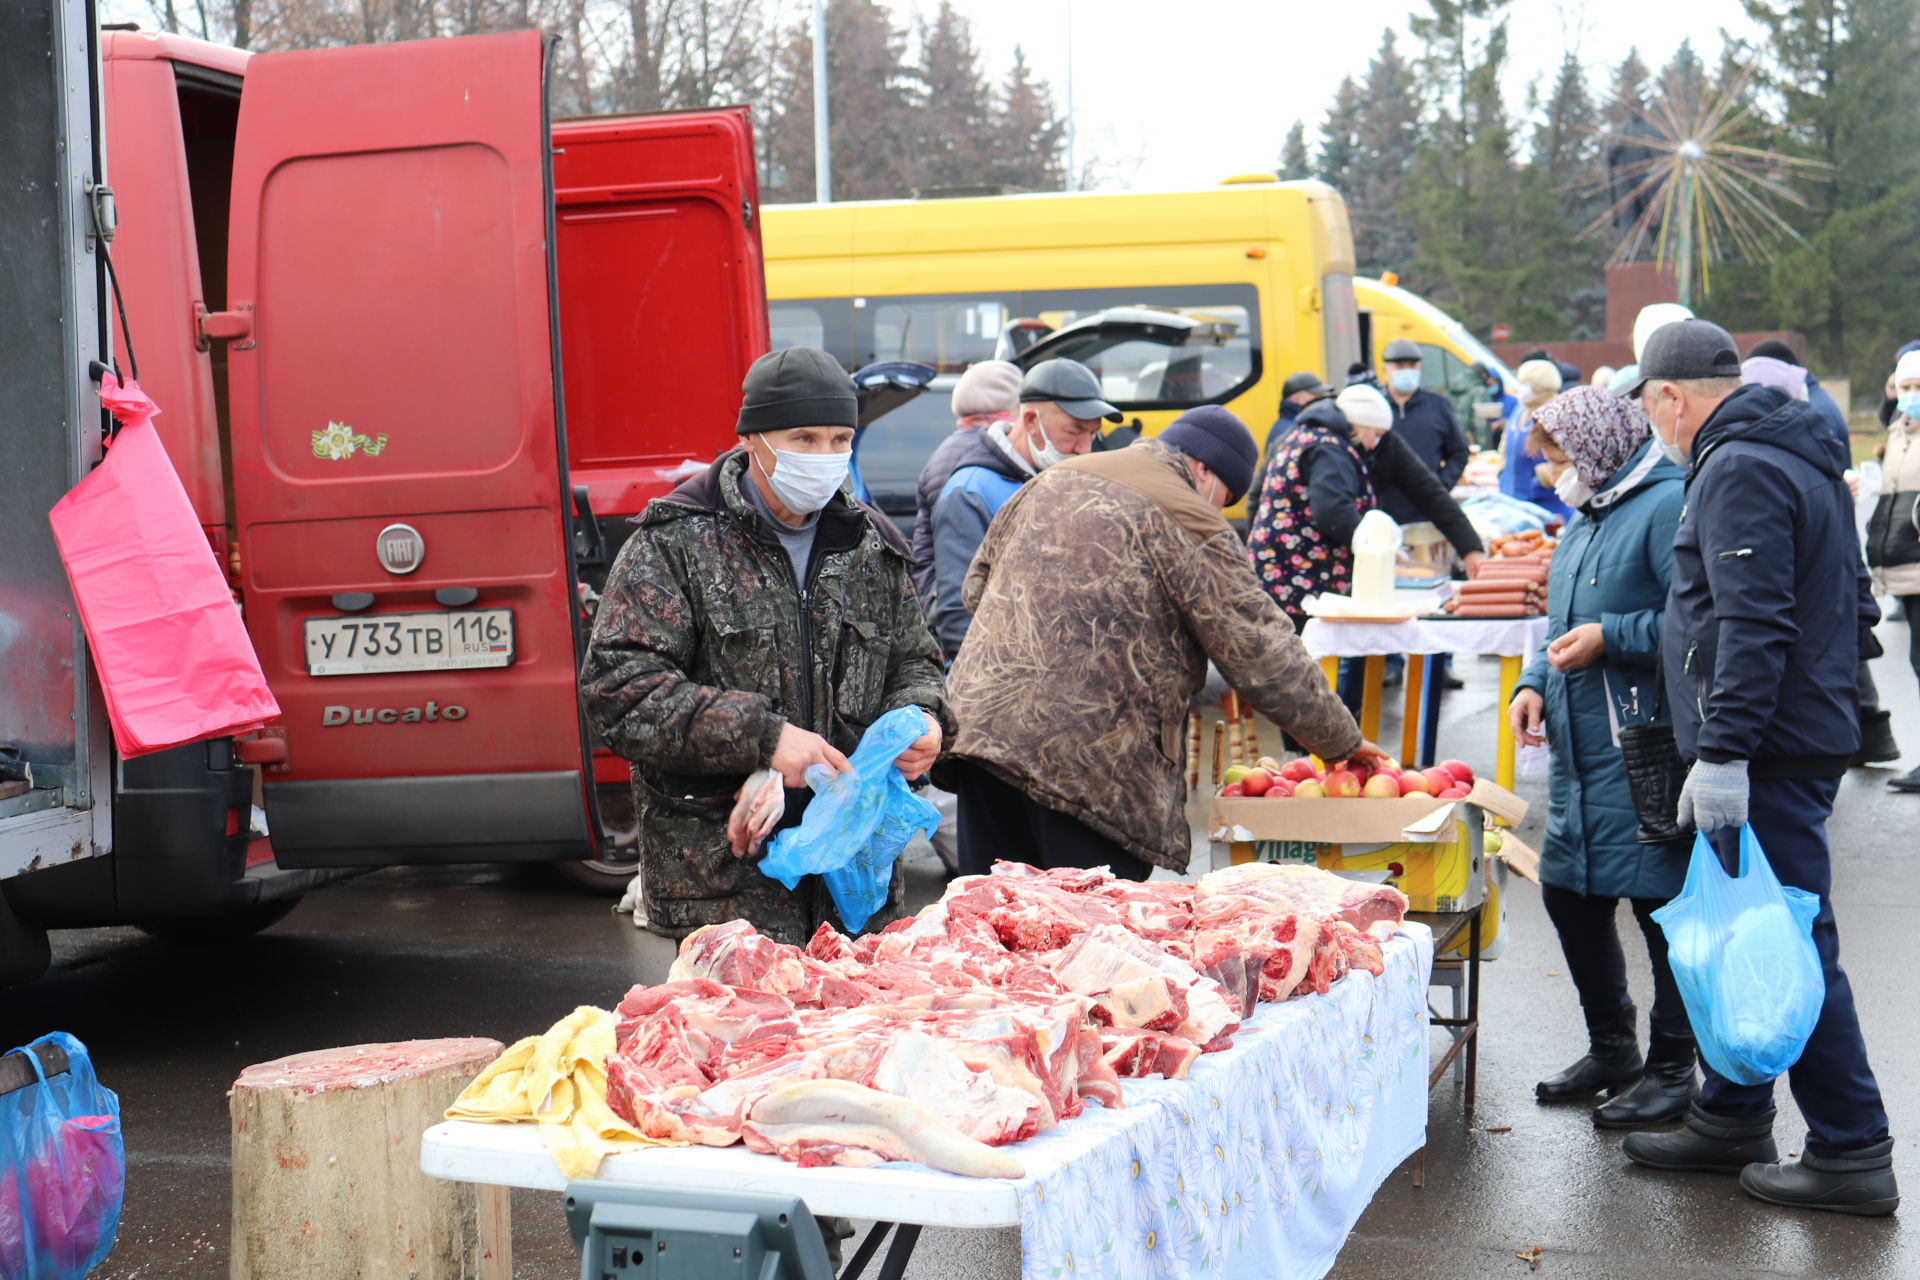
321;702;468;726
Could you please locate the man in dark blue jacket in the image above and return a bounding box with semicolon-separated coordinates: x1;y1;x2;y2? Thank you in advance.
1376;339;1471;526
1618;320;1897;1217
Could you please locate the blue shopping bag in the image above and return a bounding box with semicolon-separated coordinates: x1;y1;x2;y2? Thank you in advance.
1652;827;1824;1086
759;705;941;934
0;1033;124;1279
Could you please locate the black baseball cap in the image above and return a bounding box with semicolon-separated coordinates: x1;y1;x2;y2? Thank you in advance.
1019;358;1123;423
1616;319;1743;399
1281;371;1334;398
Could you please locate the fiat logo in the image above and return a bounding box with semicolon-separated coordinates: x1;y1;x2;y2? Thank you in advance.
376;523;424;575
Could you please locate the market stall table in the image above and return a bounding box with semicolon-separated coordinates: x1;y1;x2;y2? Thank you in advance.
1301;609;1551;791
422;927;1435;1280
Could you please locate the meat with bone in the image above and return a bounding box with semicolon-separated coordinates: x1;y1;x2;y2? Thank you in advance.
1194;863;1408;932
602;858;1404;1177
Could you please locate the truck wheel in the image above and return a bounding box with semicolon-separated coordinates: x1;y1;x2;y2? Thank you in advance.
552;785;637;895
136;898;302;943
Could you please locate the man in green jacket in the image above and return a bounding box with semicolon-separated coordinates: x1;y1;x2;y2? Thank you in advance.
581;348;951;944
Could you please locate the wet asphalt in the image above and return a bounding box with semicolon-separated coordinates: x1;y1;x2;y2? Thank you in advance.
4;630;1917;1279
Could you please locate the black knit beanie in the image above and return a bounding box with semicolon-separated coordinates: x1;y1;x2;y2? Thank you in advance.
736;347;859;435
1161;405;1258;504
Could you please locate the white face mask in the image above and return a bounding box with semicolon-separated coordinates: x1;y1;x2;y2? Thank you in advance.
1026;417;1069;471
756;443;849;513
1648;393;1689;467
1554;465;1594;509
1389;368;1422;395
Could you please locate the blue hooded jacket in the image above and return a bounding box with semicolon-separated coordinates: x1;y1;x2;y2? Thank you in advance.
1516;439;1686;898
1663;384;1878;778
928;428;1030;658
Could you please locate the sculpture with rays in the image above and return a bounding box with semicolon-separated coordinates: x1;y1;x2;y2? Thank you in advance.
1580;64;1827;307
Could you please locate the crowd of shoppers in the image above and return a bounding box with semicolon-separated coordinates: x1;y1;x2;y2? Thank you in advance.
580;307;1910;1218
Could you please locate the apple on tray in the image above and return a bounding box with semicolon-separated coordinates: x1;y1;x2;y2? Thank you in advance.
1292;779;1326;798
1279;758;1319;784
1362;773;1402;798
1240;767;1276;797
1266;778;1295;798
1220;782;1246;797
1399;770;1435;797
1437;785;1472;800
1222;765;1250;786
1439;759;1475;786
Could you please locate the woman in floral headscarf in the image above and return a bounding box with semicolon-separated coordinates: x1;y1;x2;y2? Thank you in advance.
1507;386;1694;1131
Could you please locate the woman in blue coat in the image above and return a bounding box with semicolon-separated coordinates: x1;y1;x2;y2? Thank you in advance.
1507;387;1691;1129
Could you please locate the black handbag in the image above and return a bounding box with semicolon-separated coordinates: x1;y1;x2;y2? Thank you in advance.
1606;671;1693;847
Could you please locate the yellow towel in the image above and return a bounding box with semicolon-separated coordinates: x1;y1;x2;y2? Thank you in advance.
446;1005;683;1178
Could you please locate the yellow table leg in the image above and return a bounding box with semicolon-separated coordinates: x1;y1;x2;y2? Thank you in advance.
1402;655;1426;767
1361;655;1385;743
1496;655;1523;795
1320;656;1339;692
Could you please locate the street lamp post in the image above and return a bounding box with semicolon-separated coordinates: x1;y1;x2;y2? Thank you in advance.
812;0;831;203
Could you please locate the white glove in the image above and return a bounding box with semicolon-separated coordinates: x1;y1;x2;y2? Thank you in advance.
1676;759;1749;832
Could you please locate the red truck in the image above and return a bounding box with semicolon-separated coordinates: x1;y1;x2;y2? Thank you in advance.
3;25;768;969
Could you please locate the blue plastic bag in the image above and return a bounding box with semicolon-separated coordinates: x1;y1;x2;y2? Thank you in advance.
1;1033;124;1278
1652;827;1825;1086
759;705;941;934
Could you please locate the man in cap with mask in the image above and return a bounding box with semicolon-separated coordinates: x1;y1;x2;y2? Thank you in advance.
927;358;1118;659
581;347;951;944
943;404;1389;877
1377;338;1472;525
1616;319;1898;1216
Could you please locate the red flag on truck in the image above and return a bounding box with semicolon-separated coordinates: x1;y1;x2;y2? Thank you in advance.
48;375;279;757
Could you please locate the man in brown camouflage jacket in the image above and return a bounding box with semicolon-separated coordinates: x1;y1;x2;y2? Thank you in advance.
581;348;951;944
944;406;1386;878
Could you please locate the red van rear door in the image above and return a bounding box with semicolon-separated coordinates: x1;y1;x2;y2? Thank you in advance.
223;32;596;866
550;108;769;548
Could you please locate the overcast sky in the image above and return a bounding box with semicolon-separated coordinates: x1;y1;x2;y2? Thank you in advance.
937;0;1758;190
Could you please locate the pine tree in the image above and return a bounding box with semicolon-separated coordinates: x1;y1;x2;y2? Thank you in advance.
987;46;1066;192
1347;30;1420;274
1741;0;1920;392
914;1;994;191
1278;122;1311;181
1316;76;1362;179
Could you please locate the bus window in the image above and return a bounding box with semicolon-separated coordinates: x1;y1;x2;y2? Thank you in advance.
770;298;855;367
862;295;1008;371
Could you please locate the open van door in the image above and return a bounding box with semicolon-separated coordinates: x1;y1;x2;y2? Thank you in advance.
221;32;597;866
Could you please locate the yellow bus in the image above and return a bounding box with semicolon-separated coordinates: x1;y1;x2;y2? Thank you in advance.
760;176;1360;522
1356;274;1518;399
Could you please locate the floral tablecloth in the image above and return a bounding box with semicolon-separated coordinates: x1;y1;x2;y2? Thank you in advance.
1011;923;1434;1280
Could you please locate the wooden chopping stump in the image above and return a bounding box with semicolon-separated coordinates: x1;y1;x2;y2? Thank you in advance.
229;1038;508;1280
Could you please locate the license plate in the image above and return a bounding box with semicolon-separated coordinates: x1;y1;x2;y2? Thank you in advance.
303;609;515;676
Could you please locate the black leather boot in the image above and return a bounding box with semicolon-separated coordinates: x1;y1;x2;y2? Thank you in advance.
1622;1102;1778;1174
1740;1138;1900;1216
1537;1003;1642;1101
1594;1030;1697;1129
1854;710;1900;766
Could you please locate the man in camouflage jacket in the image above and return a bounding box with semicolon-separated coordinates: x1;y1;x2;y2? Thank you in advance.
581;349;951;944
944;407;1381;877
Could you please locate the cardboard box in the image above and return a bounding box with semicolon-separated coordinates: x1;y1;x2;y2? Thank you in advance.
1207;778;1530;915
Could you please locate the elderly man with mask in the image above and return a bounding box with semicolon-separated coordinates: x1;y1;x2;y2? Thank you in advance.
1615;319;1897;1217
927;358;1118;659
943;405;1390;878
581;347;950;944
1378;338;1472;516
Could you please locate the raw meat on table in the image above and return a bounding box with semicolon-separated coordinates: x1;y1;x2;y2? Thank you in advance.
600;859;1405;1177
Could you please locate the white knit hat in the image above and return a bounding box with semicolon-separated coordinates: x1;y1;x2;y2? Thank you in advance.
1895;351;1920;387
1515;359;1563;404
1335;383;1393;430
951;360;1022;417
